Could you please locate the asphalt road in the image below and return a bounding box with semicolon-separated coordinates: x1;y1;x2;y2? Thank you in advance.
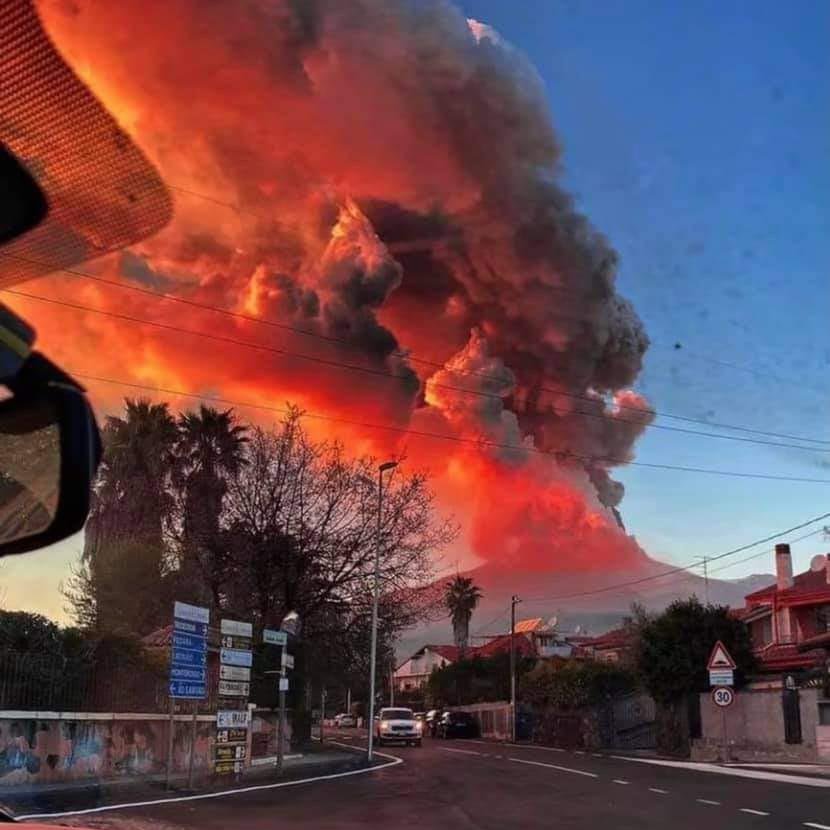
35;730;830;829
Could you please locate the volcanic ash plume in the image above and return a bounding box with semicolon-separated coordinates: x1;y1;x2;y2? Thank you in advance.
25;0;654;574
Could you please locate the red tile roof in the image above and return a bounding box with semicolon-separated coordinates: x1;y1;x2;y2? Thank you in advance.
425;644;461;661
474;633;535;659
582;626;635;650
142;624;173;648
745;567;830;605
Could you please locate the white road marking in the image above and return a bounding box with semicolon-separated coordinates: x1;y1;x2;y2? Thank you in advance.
14;741;403;821
739;809;770;816
804;823;830;829
697;798;720;805
574;750;586;755
439;747;483;756
508;757;598;778
467;739;566;753
610;755;830;789
648;787;669;794
612;779;630;785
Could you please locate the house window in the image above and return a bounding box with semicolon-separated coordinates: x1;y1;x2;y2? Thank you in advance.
816;605;830;634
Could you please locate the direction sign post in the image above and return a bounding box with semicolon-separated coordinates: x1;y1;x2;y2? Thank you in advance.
167;602;209;791
217;619;253;776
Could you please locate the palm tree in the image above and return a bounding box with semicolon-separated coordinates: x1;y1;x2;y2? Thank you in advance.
79;398;179;632
175;405;247;596
445;575;482;655
85;398;179;554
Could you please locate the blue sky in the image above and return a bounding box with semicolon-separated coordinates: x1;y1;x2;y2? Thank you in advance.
461;0;829;576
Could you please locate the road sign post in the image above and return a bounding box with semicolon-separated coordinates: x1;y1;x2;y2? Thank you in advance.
707;641;737;764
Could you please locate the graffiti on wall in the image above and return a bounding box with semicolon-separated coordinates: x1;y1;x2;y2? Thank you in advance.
0;717;213;787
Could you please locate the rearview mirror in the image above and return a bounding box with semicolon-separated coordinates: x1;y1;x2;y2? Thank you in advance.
0;352;101;556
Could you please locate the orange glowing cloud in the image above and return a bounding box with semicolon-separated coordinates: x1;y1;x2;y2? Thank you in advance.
13;0;654;577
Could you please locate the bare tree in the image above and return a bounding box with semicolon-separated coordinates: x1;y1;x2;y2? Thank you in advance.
218;408;455;636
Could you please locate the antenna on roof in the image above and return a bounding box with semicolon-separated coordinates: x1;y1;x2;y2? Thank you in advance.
810;554;827;572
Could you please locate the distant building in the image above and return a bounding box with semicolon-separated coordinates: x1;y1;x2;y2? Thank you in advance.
393;645;460;693
580;618;638;665
393;618;560;693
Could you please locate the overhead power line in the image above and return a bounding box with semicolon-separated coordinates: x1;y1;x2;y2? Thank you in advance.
66;370;830;485
520;511;830;603
4;284;830;457
2;250;827;450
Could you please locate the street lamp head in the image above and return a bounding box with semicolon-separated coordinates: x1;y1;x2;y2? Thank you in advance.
281;609;301;636
379;460;398;473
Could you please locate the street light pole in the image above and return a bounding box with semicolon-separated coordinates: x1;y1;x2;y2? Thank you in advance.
510;594;521;743
367;460;397;763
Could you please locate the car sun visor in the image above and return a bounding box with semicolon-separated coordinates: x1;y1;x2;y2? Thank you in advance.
0;0;173;287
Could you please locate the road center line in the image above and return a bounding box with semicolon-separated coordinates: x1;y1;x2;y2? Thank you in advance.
739;809;770;816
648;787;669;794
439;747;483;756
612;779;630;785
508;757;598;778
804;823;830;829
697;799;720;805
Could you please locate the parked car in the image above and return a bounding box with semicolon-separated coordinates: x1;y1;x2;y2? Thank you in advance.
437;710;480;739
414;711;426;722
425;708;444;737
375;707;422;746
334;713;356;728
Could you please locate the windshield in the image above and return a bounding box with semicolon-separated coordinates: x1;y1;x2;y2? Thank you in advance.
1;0;829;827
381;710;414;721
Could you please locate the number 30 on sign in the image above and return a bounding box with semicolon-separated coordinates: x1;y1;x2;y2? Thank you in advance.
711;687;734;708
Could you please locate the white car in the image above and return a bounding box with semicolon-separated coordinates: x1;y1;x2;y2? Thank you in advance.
334;713;356;728
375;707;422;746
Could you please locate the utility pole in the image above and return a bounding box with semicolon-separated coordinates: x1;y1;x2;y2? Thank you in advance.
390;657;395;707
510;594;521;743
703;556;710;605
367;460;397;763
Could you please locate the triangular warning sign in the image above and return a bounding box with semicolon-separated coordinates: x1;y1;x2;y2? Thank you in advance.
707;640;737;670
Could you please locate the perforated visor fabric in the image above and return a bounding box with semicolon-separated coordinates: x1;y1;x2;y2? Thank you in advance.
0;0;172;286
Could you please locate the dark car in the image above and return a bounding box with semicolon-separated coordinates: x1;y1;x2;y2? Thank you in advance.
425;709;444;737
438;710;480;739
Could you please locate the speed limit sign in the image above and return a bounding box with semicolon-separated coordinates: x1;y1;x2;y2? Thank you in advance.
712;687;734;707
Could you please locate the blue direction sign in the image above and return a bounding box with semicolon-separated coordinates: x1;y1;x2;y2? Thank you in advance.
173;618;208;637
220;647;253;668
170;602;209;699
170;665;207;682
173;632;206;651
169;680;207;699
171;645;206;667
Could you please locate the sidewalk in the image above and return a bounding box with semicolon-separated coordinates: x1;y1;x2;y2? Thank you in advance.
0;741;372;819
723;762;830;779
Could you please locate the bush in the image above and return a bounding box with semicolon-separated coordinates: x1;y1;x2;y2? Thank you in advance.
520;660;637;711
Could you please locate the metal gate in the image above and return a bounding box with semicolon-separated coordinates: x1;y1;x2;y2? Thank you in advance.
599;692;657;750
782;687;802;744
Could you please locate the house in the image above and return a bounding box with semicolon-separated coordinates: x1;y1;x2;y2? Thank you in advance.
691;544;830;763
393;645;459;693
741;544;830;675
580;619;638;665
393;618;557;692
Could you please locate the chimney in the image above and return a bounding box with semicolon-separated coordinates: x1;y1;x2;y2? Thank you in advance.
775;543;794;590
